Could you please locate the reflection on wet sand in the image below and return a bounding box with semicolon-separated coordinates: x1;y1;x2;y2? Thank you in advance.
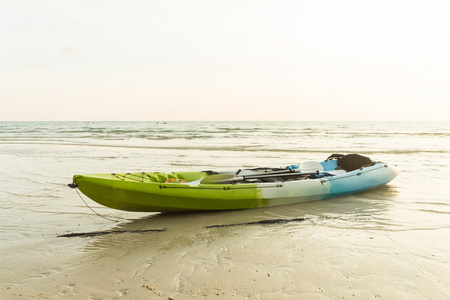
81;185;397;252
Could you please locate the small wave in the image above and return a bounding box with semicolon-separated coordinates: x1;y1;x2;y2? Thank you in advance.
321;131;450;138
413;201;450;207
418;209;450;215
3;131;449;141
0;140;449;155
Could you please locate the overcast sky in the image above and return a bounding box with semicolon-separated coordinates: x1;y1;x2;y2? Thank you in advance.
1;0;449;121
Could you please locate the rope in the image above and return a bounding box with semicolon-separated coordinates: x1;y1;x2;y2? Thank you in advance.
74;188;120;223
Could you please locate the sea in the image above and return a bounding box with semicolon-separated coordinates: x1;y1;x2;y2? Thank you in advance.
0;121;449;299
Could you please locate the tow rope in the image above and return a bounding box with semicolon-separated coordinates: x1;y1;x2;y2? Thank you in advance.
68;183;120;223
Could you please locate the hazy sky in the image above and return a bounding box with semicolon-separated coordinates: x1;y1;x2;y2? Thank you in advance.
2;0;449;121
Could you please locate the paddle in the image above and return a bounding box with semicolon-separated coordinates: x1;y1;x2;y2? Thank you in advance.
200;168;295;184
200;170;318;184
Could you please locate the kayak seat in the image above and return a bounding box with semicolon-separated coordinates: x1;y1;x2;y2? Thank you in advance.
320;159;339;171
318;160;347;176
300;161;324;173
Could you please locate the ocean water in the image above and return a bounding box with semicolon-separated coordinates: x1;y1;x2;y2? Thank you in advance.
1;121;449;298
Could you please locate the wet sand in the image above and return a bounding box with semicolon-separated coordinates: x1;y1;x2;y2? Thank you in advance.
1;121;450;299
2;196;449;299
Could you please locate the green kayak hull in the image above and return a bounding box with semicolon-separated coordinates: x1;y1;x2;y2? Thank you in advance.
73;171;268;212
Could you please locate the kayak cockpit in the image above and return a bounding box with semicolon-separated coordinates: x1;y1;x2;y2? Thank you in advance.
106;159;348;186
109;171;210;184
72;154;386;187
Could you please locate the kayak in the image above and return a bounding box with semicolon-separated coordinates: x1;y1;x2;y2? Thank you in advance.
69;154;401;212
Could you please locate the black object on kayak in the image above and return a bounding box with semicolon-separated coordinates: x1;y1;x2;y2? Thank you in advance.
326;153;373;172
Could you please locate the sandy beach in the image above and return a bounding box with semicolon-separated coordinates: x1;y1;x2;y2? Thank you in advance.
2;197;449;299
1;121;449;299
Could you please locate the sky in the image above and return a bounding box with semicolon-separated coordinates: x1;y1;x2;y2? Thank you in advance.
1;0;450;121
